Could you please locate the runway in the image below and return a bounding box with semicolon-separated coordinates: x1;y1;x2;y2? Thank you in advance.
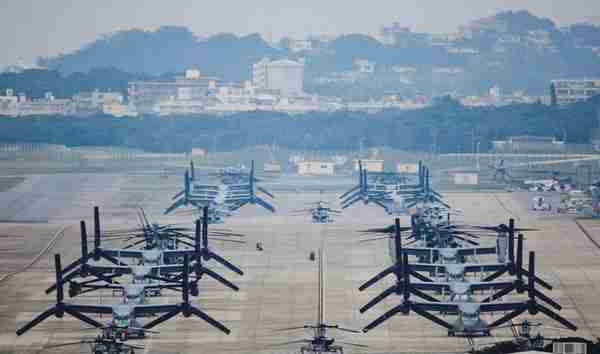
0;172;599;354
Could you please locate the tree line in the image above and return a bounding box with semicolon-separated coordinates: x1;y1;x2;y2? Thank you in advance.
0;96;598;154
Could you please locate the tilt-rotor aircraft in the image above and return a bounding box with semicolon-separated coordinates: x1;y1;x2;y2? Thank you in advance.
165;160;275;217
362;253;577;337
16;254;231;339
340;160;426;214
45;207;243;298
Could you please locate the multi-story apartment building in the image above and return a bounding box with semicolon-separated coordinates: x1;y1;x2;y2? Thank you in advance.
252;58;304;97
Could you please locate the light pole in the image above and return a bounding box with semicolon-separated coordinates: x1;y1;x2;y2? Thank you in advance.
476;141;481;171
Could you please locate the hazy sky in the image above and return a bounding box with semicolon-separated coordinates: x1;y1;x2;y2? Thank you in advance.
2;0;600;68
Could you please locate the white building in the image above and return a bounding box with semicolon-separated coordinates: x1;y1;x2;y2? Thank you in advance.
154;98;205;116
391;66;418;74
397;163;419;173
454;173;479;185
252;58;304;97
185;69;201;80
432;67;464;74
103;102;138;117
288;39;312;52
446;47;480;55
297;161;335;176
17;93;73;117
354;59;375;74
73;90;125;114
0;89;19;116
489;85;502;98
492;136;565;153
551;79;600;105
354;159;384;173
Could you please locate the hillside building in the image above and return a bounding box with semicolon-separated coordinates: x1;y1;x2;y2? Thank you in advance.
0;89;18;116
287;39;313;52
128;69;220;113
73;90;124;114
17;92;73;117
550;79;600;105
354;59;375;74
379;22;411;46
252;58;304;97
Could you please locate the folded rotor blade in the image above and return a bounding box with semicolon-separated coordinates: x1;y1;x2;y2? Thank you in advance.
534;289;562;310
359;265;396;291
253;196;275;213
334;327;361;333
339;186;360;200
482;284;516;303
257;186;275;199
488;306;527;328
207;251;244;275
536;303;577;331
188;307;231;334
202;268;240;291
338;341;369;348
16;308;57;336
411;304;454;330
143;309;181;329
521;269;553;290
410;288;440;303
273;326;308;332
363;304;404;332
360;285;398;313
64;308;104;328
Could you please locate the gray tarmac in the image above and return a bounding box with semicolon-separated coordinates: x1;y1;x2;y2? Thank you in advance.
0;173;599;354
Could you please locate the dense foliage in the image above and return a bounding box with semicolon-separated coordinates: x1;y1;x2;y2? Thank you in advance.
0;68;147;99
0;97;598;153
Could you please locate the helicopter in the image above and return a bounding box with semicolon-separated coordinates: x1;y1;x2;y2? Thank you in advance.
41;333;145;354
273;249;366;354
293;201;342;224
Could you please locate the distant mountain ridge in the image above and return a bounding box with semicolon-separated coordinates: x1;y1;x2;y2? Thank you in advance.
30;11;600;96
39;26;281;81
